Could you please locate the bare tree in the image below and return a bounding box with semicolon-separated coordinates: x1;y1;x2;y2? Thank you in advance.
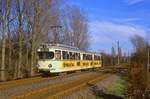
14;0;26;78
24;0;52;76
62;5;89;50
130;35;147;53
48;0;62;43
6;0;15;79
127;35;148;99
0;0;11;81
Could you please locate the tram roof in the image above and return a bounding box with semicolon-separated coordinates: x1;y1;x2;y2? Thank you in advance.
38;43;100;55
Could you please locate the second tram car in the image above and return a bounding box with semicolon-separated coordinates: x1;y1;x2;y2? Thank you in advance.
37;43;102;73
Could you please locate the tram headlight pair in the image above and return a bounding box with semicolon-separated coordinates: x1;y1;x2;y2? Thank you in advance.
48;64;52;68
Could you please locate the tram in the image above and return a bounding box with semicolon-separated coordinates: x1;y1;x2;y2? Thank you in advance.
37;43;102;74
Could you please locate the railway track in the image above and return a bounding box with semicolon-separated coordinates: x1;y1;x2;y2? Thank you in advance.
10;72;110;99
0;76;45;90
0;72;88;90
0;71;97;99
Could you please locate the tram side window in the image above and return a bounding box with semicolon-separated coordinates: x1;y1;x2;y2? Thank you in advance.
88;55;92;60
69;52;72;59
74;53;80;60
86;54;92;60
77;53;81;60
55;50;61;60
69;52;75;60
83;54;86;60
62;51;68;59
94;55;100;60
83;54;92;60
74;53;78;60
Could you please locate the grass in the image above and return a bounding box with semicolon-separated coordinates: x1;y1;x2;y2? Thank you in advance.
105;76;128;97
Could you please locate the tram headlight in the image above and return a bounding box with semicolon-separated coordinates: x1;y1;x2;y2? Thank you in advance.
48;64;52;68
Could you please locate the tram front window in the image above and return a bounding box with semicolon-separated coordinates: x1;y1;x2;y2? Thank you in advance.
38;52;54;59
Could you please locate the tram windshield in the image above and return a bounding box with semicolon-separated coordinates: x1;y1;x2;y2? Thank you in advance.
38;52;54;59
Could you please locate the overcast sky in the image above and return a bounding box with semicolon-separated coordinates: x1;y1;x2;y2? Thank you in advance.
68;0;150;53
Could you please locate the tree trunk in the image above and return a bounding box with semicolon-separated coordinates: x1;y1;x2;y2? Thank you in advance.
1;31;6;81
8;28;12;78
18;34;22;78
13;60;18;79
26;47;29;68
30;41;35;76
16;0;23;78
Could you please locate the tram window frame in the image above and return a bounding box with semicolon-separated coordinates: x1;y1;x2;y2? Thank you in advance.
92;54;94;60
55;50;61;60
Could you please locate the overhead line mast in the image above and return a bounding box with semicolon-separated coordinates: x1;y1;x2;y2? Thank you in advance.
117;41;120;66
